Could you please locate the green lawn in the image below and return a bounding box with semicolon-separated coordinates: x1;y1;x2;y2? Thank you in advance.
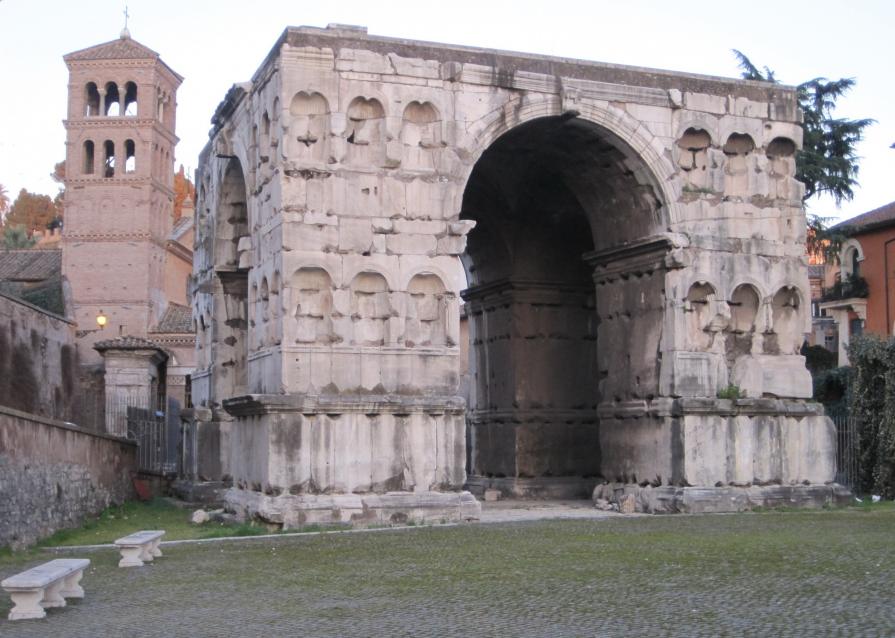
2;499;283;560
0;504;893;636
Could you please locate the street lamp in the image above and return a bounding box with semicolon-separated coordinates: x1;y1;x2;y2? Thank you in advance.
96;310;108;329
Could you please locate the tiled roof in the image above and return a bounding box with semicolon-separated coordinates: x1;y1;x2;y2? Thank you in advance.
152;303;194;334
64;36;160;62
94;335;166;352
0;250;61;282
832;200;895;234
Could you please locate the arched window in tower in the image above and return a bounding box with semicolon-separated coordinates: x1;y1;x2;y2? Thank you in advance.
124;82;138;116
82;140;95;175
125;139;136;173
103;140;115;177
105;82;120;116
85;83;100;116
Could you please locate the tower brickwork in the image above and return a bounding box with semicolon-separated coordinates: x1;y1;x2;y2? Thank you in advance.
62;32;182;363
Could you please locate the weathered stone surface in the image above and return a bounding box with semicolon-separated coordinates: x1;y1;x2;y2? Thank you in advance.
188;25;830;522
0;293;79;422
593;482;852;514
0;405;136;549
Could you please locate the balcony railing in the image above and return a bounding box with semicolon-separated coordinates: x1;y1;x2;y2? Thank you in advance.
821;275;869;302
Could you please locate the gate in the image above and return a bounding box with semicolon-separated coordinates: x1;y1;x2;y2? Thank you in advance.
831;412;861;493
126;407;173;474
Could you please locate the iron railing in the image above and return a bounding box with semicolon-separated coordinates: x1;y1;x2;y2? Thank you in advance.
831;412;861;493
821;275;869;302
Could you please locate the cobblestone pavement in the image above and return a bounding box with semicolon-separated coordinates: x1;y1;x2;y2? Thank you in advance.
1;507;893;637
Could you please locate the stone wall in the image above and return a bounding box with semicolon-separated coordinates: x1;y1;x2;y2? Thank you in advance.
0;405;136;550
0;291;79;421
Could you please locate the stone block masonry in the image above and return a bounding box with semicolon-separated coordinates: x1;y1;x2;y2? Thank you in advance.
0;405;136;550
188;24;836;521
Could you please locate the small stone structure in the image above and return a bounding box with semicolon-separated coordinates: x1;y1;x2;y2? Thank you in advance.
189;25;835;523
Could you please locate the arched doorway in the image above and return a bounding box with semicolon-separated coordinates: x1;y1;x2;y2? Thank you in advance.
211;157;250;403
460;115;668;497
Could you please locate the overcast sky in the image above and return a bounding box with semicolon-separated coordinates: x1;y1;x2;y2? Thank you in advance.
1;0;892;222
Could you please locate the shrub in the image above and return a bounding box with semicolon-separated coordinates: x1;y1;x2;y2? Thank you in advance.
717;384;742;400
847;335;895;498
802;344;838;375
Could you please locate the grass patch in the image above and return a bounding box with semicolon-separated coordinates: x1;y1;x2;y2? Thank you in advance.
26;499;357;551
33;499;277;548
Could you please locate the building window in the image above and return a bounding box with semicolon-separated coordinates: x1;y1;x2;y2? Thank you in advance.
85;82;100;116
105;82;120;116
124;82;138;116
103;140;115;177
125;139;136;173
850;317;864;338
83;140;95;174
824;333;837;352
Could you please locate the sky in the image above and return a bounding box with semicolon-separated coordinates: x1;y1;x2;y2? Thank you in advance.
1;0;893;222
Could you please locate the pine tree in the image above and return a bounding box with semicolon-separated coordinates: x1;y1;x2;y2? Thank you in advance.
732;50;874;205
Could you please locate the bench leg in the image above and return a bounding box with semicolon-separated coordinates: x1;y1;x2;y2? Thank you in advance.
118;545;145;568
139;542;155;563
60;569;85;599
7;589;47;620
151;538;163;558
40;580;66;608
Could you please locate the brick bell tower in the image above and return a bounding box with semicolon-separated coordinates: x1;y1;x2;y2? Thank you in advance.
62;28;182;364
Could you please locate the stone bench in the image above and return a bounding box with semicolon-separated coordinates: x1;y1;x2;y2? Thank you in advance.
2;558;90;620
115;530;165;567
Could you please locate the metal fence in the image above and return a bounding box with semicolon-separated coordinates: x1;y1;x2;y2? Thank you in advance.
831;412;861;492
118;393;180;476
126;407;171;474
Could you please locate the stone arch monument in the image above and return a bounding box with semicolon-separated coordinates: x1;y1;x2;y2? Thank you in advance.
188;25;840;524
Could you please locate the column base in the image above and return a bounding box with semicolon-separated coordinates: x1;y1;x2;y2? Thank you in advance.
466;475;599;499
593;482;853;514
225;488;482;528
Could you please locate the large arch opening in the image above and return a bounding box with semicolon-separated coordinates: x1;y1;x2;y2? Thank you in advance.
212;158;250;402
460;115;668;497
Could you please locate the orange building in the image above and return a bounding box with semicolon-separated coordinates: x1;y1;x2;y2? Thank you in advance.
820;201;895;364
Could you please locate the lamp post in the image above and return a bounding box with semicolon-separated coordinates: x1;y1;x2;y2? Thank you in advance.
76;309;109;338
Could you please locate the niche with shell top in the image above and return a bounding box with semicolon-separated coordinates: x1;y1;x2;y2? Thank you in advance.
722;133;756;197
676;127;712;190
350;271;392;346
346;97;385;166
405;274;451;347
769;286;802;355
288;91;330;161
401;101;441;170
292;267;335;345
684;281;717;351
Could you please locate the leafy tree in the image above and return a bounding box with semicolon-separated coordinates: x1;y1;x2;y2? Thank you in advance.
2;225;37;250
4;188;59;235
733;50;874;206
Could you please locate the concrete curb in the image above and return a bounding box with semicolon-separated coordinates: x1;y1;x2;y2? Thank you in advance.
42;521;463;553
